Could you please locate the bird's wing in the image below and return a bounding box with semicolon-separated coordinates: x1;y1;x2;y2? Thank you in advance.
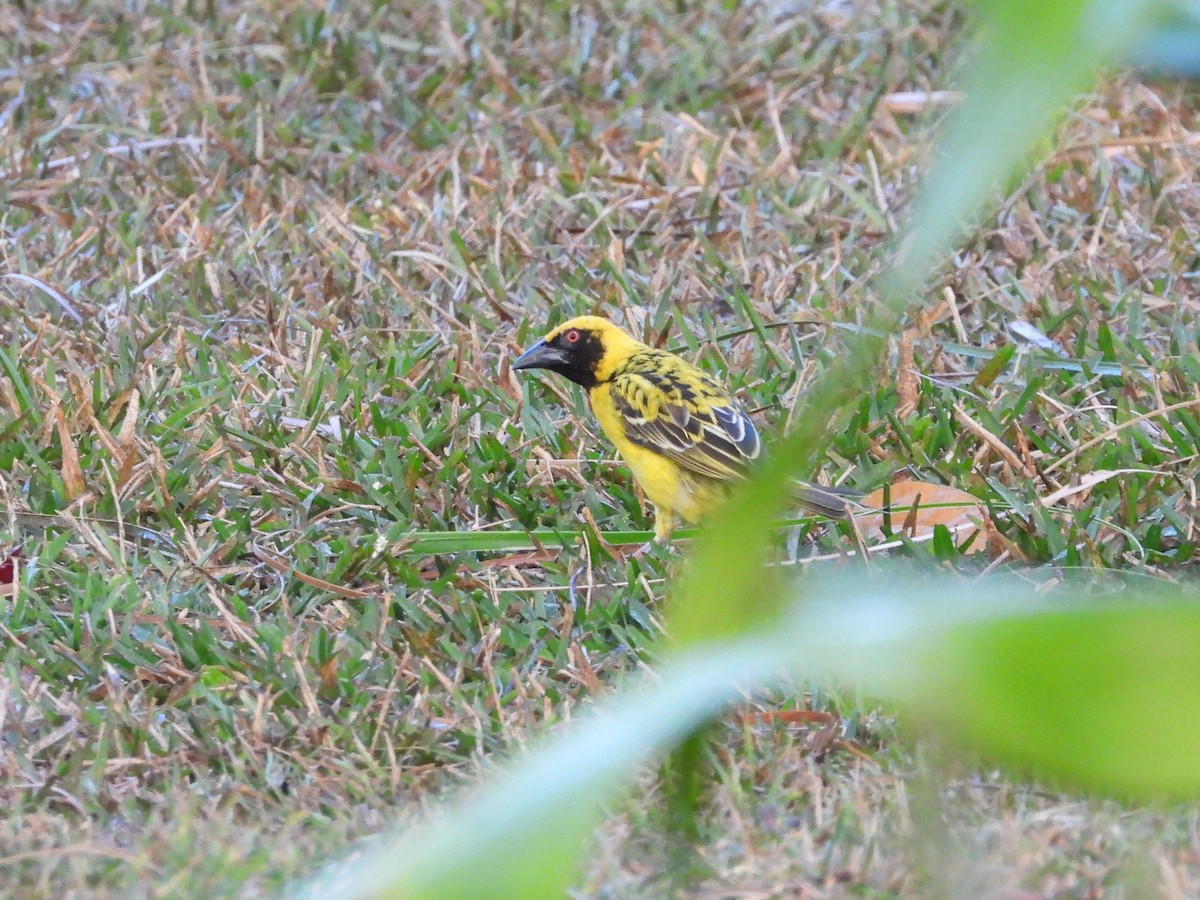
610;365;760;479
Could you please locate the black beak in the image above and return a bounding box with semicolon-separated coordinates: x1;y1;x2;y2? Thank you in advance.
513;340;568;371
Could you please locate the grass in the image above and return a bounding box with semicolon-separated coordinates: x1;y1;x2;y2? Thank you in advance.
1;0;1199;895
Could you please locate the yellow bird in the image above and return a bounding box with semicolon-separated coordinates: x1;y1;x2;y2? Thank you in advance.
513;315;850;544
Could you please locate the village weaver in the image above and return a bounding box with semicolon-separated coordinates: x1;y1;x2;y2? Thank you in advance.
513;315;851;544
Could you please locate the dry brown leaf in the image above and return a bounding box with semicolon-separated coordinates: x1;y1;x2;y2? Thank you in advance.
317;655;340;695
115;388;141;489
54;406;85;500
320;477;364;495
117;387;140;450
857;479;987;554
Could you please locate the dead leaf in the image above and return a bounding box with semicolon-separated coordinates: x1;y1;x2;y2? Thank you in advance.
115;388;140;489
320;477;364;495
117;387;139;450
317;655;340;696
54;406;85;500
857;479;988;554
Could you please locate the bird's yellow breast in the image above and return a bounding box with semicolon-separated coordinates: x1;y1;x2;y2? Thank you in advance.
589;382;719;524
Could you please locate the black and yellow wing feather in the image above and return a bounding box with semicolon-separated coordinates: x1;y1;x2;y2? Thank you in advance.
608;350;761;480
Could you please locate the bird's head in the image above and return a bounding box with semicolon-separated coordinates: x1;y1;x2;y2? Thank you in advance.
513;316;641;389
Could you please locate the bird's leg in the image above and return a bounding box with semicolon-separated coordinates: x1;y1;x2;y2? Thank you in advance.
653;509;676;545
627;509;675;559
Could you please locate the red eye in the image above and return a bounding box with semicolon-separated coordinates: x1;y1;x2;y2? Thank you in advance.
565;329;581;344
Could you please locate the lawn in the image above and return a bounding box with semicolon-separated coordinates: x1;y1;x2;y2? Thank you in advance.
2;1;1200;896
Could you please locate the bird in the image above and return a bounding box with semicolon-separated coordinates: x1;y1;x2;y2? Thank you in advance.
512;315;852;545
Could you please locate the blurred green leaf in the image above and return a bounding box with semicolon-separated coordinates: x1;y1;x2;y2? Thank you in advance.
892;0;1160;289
905;603;1200;797
1132;26;1200;75
300;634;800;900
301;576;1200;898
1130;2;1200;74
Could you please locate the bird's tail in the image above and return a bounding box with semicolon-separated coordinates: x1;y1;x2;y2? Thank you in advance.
792;482;860;519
